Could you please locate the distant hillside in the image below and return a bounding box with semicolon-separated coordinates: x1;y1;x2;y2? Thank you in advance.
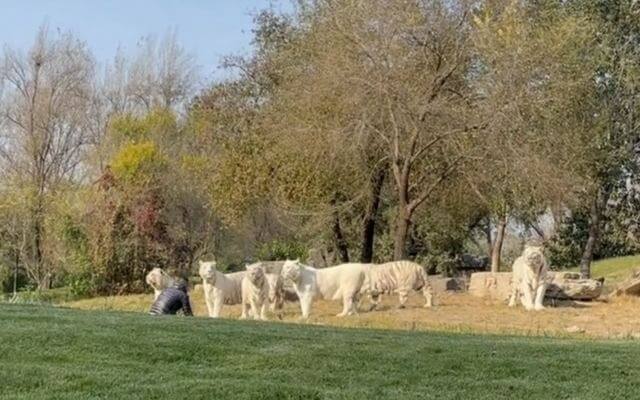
580;255;640;284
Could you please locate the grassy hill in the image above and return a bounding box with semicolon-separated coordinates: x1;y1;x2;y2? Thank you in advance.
2;304;640;399
587;254;640;284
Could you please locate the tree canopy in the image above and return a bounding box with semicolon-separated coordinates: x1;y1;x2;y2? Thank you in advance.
2;0;640;295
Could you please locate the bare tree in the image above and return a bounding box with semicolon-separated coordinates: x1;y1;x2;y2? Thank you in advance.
88;32;200;172
127;30;199;112
102;47;130;115
0;25;95;288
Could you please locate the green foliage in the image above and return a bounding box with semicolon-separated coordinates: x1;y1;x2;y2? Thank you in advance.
87;194;173;294
7;0;640;292
548;207;640;269
8;287;77;304
420;253;460;277
108;114;148;140
66;273;94;298
547;213;592;269
73;106;218;295
208;135;272;224
0;263;12;293
108;109;178;142
111;141;166;183
257;239;307;261
50;213;95;297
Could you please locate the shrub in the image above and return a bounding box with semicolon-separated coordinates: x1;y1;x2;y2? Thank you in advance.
111;141;167;183
257;239;307;261
548;209;640;269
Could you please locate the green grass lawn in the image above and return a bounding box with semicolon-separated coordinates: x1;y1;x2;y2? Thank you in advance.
1;305;640;400
588;254;640;284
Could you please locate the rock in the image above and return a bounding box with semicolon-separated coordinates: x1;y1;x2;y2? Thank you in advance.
611;269;640;297
468;272;512;301
553;271;582;280
193;283;203;293
468;271;603;301
430;276;466;293
565;325;585;334
546;272;603;300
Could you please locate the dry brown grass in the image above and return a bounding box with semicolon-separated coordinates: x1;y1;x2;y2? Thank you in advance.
63;289;640;339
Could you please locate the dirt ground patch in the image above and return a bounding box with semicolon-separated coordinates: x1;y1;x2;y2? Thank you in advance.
64;289;640;339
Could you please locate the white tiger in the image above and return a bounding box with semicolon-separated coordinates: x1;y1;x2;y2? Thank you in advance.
255;261;299;316
361;261;434;310
198;260;245;318
253;261;287;320
280;259;368;318
508;245;549;311
240;263;269;320
145;267;175;300
264;267;285;319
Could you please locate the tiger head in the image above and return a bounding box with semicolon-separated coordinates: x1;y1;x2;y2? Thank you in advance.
523;245;545;269
145;267;171;291
281;259;303;285
198;260;218;285
246;263;266;286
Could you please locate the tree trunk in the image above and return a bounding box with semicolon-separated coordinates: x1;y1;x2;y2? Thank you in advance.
579;189;608;279
393;207;411;261
483;218;492;260
12;251;19;300
360;167;386;263
38;273;51;291
490;214;507;273
32;204;46;289
332;208;350;263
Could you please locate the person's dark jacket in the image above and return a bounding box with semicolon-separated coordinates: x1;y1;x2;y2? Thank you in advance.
149;283;193;316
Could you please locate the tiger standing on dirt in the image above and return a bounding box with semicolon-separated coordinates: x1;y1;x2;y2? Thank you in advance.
361;261;434;310
508;245;549;311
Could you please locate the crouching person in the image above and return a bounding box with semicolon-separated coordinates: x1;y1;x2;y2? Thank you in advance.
149;280;193;316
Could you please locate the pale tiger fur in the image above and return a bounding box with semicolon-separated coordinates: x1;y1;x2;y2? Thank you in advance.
508;245;549;311
281;259;369;318
362;260;434;309
145;267;175;300
241;263;269;320
198;260;245;318
248;261;299;320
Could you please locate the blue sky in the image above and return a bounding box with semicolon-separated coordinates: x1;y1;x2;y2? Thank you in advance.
0;1;291;79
